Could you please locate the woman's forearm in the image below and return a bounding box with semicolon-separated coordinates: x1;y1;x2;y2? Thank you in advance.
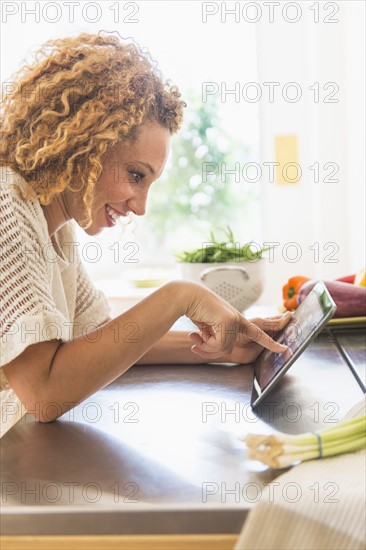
5;279;288;423
136;331;208;365
98;315;207;365
42;282;189;419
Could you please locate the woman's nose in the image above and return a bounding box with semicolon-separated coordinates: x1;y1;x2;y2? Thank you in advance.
127;192;147;216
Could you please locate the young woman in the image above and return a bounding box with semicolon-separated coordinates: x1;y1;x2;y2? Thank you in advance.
0;33;291;435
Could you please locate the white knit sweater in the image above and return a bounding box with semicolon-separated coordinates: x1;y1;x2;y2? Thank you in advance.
0;167;111;437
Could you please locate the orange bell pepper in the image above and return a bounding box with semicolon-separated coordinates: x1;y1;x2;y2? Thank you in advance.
283;276;311;310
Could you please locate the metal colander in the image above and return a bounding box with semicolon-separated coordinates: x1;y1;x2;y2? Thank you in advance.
200;266;264;312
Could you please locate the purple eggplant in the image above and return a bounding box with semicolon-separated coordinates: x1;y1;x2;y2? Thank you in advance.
298;280;366;318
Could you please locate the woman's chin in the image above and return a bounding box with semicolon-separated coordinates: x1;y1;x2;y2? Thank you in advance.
81;221;104;236
86;227;103;236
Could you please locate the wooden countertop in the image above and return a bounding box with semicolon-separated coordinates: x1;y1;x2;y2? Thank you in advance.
1;326;364;539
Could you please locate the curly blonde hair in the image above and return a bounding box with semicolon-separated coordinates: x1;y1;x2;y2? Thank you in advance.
0;32;186;228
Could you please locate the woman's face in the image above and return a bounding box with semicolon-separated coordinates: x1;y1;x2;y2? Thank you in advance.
66;120;171;235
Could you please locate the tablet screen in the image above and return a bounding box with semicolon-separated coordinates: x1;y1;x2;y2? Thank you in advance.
253;282;336;399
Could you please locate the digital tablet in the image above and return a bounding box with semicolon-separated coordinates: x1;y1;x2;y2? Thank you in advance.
251;281;337;408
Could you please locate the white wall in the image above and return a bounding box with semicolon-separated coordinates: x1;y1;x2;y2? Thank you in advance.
256;1;365;305
343;3;366;274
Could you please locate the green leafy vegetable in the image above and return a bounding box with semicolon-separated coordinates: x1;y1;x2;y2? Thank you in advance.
175;226;273;263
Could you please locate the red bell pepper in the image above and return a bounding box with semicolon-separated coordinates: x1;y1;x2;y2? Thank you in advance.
335;274;356;284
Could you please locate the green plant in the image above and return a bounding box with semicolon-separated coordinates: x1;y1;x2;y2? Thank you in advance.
175;226;273;263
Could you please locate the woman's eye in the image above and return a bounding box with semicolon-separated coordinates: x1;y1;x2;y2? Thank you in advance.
129;171;144;184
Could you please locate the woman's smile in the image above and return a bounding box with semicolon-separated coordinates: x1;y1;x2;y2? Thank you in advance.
105;204;124;227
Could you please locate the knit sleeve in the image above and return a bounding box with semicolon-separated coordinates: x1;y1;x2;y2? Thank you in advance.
0;183;72;366
72;249;112;338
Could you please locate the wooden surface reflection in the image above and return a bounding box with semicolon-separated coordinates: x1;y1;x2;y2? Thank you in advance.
1;331;364;535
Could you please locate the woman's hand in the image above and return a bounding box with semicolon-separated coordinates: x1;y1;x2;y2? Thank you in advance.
182;281;291;361
225;313;293;364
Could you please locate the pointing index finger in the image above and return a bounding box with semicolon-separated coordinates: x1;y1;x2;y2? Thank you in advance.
242;319;289;354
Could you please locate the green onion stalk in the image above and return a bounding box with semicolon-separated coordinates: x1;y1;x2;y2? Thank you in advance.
242;414;366;469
